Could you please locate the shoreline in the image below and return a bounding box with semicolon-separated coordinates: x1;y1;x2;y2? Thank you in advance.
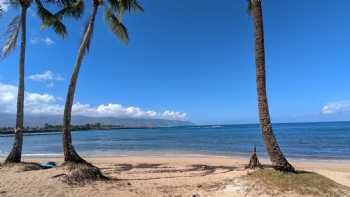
2;152;350;163
2;153;350;167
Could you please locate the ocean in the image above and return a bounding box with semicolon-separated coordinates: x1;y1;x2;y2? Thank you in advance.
0;122;349;160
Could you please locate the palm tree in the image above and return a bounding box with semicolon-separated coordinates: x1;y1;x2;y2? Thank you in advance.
248;0;295;172
1;0;82;163
62;0;143;164
0;5;3;17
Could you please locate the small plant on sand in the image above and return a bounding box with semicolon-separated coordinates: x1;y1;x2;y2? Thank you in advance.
246;146;263;169
61;0;143;184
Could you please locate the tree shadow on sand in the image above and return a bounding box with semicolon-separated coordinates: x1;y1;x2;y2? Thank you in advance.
1;162;53;172
113;163;239;181
114;163;163;172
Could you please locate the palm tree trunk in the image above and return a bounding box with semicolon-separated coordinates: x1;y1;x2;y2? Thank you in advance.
5;6;28;163
63;2;99;163
252;0;295;172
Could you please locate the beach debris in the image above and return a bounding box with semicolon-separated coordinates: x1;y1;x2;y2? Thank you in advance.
40;161;57;169
246;146;263;169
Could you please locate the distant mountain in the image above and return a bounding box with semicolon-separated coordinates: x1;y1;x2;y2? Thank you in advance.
0;113;194;128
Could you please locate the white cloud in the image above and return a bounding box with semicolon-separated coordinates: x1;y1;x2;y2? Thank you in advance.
0;83;17;113
43;37;54;45
0;83;60;114
29;71;53;81
92;104;158;118
0;83;188;120
322;101;350;114
70;103;187;120
0;0;9;12
30;37;54;46
28;70;64;88
162;110;187;120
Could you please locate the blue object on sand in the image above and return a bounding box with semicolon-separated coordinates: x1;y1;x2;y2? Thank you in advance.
40;162;57;169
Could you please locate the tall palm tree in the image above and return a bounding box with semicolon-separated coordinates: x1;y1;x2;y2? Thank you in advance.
62;0;143;164
248;0;295;172
1;0;82;163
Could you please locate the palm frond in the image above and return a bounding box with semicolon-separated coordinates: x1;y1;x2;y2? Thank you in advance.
55;0;84;19
35;0;56;27
129;0;144;12
247;0;253;16
8;0;20;8
107;0;124;19
105;8;129;44
0;6;3;18
44;0;78;7
108;0;143;19
52;20;67;37
1;16;20;59
35;0;67;37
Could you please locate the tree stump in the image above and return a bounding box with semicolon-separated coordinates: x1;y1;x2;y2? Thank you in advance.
246;146;263;169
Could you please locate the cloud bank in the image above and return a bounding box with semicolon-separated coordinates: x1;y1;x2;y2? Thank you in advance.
30;37;55;46
322;100;350;114
0;83;187;120
28;70;64;87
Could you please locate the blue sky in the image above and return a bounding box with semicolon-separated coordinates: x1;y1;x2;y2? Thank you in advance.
0;0;350;124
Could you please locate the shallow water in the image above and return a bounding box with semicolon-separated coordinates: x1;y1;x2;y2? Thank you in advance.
0;122;349;160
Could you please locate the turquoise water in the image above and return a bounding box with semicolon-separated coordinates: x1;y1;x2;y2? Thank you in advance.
0;122;349;159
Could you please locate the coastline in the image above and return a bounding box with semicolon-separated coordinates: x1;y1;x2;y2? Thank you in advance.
9;151;350;163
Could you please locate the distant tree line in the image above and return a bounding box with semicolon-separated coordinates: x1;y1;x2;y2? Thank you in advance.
0;123;122;134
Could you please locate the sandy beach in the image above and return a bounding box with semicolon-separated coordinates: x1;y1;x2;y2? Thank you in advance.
0;154;350;197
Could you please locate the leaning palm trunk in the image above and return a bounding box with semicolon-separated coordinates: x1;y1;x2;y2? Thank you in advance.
60;0;141;184
61;2;109;184
5;6;27;163
63;2;99;163
252;0;294;172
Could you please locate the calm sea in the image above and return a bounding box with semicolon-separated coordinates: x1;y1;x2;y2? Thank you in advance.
0;122;349;160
